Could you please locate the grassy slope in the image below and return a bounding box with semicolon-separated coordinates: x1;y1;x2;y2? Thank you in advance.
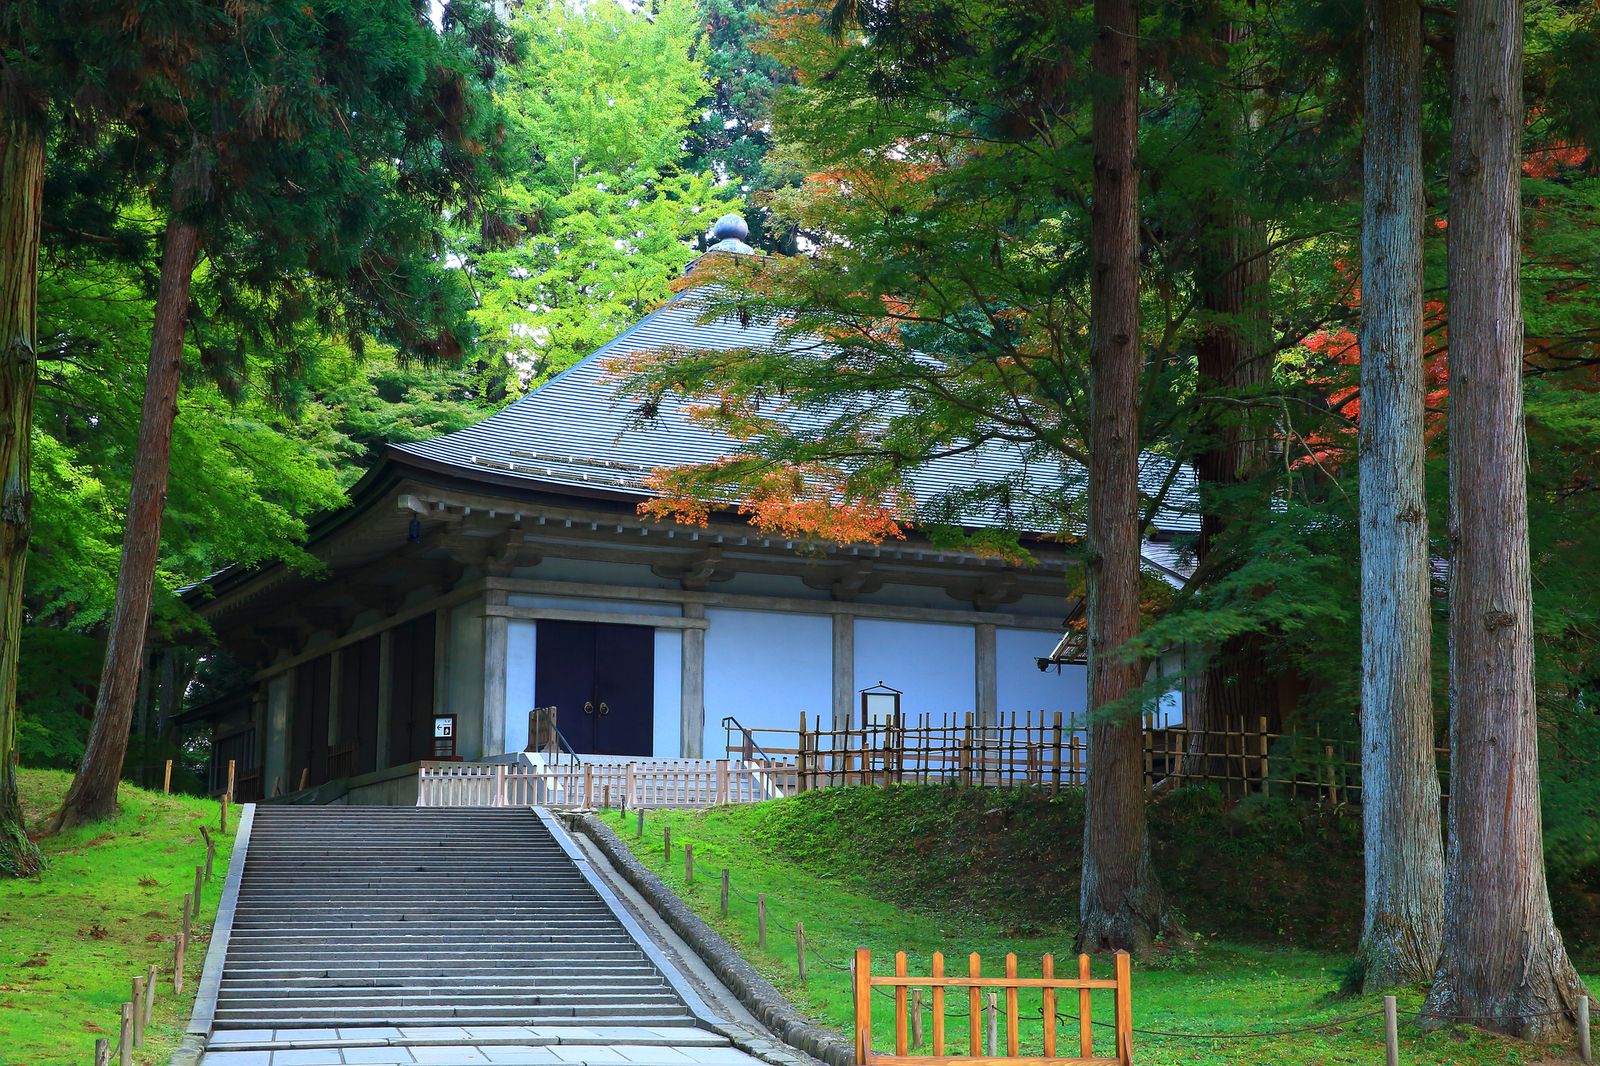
614;787;1591;1066
0;769;236;1066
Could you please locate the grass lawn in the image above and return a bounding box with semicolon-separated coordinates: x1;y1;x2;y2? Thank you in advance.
0;768;237;1066
611;792;1592;1065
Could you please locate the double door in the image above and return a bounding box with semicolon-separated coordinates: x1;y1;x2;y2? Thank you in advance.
534;621;655;756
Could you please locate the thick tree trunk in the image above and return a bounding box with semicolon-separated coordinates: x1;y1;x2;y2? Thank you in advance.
1356;0;1444;993
1422;0;1588;1037
49;184;200;831
0;111;44;877
1077;0;1173;957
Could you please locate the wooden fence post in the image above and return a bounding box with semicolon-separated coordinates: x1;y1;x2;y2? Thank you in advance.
721;869;730;918
173;933;186;994
219;793;228;834
162;761;172;795
910;988;923;1050
1383;995;1399;1066
142;964;156;1027
636;808;644;839
1258;715;1271;796
1114;951;1132;1066
227;758;236;801
298;767;309;792
716;760;729;805
853;948;872;1066
1051;711;1063;794
181;893;192;946
1577;995;1591;1064
663;826;671;860
200;826;214;881
130;976;145;1048
757;893;767;949
968;953;982;1056
1325;744;1338;805
685;843;694;884
985;992;998;1056
94;1037;110;1066
584;763;594;808
625;762;636;810
796;921;807;982
193;865;204;911
118;1003;132;1066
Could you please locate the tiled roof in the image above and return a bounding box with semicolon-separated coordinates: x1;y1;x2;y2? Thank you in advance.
394;291;1201;539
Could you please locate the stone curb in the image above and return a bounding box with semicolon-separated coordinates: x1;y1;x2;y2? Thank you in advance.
566;813;854;1066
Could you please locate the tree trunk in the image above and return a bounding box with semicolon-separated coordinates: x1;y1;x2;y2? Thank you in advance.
1076;0;1174;957
0;109;43;877
1355;0;1444;993
49;180;201;831
1422;0;1588;1036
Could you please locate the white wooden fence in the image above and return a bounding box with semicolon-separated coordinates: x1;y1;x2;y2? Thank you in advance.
416;757;792;809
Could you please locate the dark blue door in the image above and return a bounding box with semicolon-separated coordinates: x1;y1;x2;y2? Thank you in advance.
534;621;655;756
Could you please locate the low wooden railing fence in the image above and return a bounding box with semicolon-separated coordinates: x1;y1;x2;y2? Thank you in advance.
853;949;1133;1066
727;711;1447;803
416;758;784;809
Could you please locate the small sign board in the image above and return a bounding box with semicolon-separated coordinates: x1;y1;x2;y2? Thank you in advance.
433;714;457;758
860;683;902;727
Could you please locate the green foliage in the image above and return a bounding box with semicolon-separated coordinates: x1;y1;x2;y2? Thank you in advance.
14;630;101;769
685;0;796;251
0;770;235;1062
463;0;730;387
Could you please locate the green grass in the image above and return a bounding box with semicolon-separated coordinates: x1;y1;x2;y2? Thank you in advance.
0;768;237;1066
611;790;1592;1065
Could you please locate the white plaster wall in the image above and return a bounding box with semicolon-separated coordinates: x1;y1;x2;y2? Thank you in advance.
653;629;683;758
702;608;831;755
447;596;486;759
1151;649;1184;726
853;619;977;719
503;619;537;753
997;627;1088;722
262;675;291;793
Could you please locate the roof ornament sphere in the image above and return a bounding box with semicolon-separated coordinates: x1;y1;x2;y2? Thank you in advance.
711;212;750;241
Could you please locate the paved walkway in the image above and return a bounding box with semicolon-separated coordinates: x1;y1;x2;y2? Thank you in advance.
201;1024;761;1065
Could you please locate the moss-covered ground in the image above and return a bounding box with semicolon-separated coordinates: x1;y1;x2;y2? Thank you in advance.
614;786;1594;1065
0;768;235;1066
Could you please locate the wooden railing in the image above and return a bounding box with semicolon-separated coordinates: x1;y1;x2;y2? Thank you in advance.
727;711;1446;803
416;758;787;809
853;949;1133;1066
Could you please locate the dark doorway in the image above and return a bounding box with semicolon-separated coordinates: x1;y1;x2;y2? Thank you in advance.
534;621;655;756
387;612;437;765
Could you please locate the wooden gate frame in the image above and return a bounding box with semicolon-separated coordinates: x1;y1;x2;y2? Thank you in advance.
852;948;1132;1066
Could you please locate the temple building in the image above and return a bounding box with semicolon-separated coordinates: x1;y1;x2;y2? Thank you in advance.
187;216;1195;803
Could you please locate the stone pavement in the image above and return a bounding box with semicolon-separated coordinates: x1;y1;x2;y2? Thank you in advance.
199;1024;772;1065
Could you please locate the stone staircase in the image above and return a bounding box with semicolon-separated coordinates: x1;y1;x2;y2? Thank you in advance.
214;805;699;1030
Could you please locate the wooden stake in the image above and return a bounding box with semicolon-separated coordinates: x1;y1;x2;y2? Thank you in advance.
636;808;644;838
685;842;694;884
1383;995;1399;1066
298;766;309;792
94;1037;110;1066
986;991;998;1056
118;1003;132;1066
227;758;236;801
199;826;214;880
1578;995;1592;1064
720;869;730;917
796;921;806;982
193;865;204;911
910;989;924;1049
220;793;228;834
663;826;671;860
173;933;186;994
130;977;145;1047
181;893;192;945
142;964;156;1027
757;893;767;949
162;760;172;795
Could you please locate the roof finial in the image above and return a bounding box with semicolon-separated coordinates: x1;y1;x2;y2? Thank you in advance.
706;212;753;254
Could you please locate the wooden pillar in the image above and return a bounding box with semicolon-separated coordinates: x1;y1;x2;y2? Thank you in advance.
482;591;509;757
326;646;344;751
975;623;998;728
832;613;854;731
374;628;395;769
681;602;706;758
433;604;452;726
